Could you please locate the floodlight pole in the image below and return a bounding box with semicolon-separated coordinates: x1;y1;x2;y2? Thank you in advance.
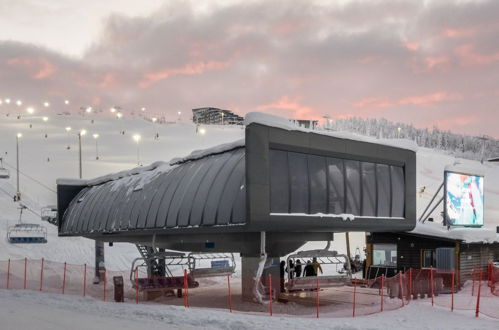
16;134;20;200
78;133;83;179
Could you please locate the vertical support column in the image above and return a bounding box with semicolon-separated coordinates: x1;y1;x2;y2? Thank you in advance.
94;240;105;284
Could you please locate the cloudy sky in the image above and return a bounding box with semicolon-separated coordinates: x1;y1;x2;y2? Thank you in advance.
0;0;498;137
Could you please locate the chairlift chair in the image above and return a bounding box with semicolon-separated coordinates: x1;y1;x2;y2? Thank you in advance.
286;249;352;291
41;205;58;225
130;251;199;294
7;223;48;244
187;252;236;278
0;158;10;179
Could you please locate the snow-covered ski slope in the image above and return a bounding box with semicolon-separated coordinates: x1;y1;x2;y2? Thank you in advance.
0;112;498;269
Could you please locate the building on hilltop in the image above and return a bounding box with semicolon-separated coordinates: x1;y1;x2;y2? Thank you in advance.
192;107;244;125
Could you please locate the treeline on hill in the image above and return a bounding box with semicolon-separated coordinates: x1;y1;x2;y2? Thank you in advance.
327;117;499;162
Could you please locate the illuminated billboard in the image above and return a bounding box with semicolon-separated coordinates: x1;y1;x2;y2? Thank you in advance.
444;171;484;227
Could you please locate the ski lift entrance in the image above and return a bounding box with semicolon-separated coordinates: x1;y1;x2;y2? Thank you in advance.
285;249;352;291
130;251;199;294
187;253;236;278
7;204;48;244
0;158;10;179
41;205;57;225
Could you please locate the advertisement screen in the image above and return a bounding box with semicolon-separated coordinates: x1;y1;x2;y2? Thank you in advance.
444;171;484;226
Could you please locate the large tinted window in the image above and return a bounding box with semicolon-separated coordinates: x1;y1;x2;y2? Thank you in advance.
269;149;405;218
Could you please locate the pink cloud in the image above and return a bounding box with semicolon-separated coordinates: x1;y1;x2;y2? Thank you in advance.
138;60;230;88
441;27;476;39
256;96;320;119
404;42;420;51
7;57;56;79
353;97;394;109
455;44;499;67
398;91;462;106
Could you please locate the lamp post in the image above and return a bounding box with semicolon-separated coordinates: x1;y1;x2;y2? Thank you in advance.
65;126;72;150
133;134;141;165
42;116;49;138
16;133;22;201
397;127;401;139
177;111;182;122
220;112;224;125
26;107;35;128
93;134;99;160
78;129;86;178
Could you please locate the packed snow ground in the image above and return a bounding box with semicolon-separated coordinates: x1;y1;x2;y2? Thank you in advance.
1;288;498;330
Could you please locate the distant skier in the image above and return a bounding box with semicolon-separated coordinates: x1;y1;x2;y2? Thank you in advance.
286;260;295;280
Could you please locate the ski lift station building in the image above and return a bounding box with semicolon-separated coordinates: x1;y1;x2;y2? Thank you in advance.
56;113;417;299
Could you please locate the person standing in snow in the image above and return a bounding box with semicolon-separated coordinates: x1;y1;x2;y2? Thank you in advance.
312;257;323;276
294;259;303;278
279;260;286;292
286;260;295;280
304;260;315;277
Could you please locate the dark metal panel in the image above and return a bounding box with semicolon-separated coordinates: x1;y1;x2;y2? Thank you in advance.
361;162;376;217
288;152;309;213
144;171;176;229
204;150;244;225
391;166;405;217
167;159;209;228
376;164;391;217
269;150;289;213
155;163;195;228
216;150;245;225
231;171;246;224
177;157;216;227
308;154;327;214
134;171;164;229
190;152;233;226
345;160;361;215
62;187;88;233
327;157;345;214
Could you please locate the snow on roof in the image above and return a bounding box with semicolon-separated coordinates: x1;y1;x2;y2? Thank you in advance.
169;138;245;165
56;161;172;187
409;220;499;244
444;162;485;176
244;112;418;152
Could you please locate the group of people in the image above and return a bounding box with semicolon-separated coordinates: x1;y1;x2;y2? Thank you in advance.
280;257;323;280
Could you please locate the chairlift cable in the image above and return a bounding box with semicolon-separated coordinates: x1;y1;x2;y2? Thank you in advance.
1;159;56;194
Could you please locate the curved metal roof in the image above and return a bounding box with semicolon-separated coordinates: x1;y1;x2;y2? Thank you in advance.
60;147;246;235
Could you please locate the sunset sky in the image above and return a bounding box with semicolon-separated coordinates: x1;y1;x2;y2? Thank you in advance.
0;0;498;137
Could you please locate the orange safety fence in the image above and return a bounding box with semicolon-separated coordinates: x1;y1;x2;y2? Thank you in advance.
2;258;499;319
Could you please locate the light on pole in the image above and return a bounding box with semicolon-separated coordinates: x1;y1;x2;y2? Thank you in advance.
199;127;206;135
220;112;224;125
133;134;141;165
26;107;35;128
16;133;22;201
64;100;70;105
78;129;87;178
42;116;49;138
177;111;181;122
397;127;401;139
65;126;72;149
93;133;99;160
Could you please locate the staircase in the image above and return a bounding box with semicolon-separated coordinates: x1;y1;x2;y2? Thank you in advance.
135;244;161;275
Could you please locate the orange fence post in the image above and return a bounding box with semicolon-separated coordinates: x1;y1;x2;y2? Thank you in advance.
39;258;44;291
62;262;67;294
352;278;357;317
135;268;139;304
183;269;189;308
451;271;455;312
6;258;10;289
83;264;87;297
103;269;107;301
475;270;482;318
269;274;273;316
227;275;232;313
316;277;320;319
430;267;434;306
381;275;384;312
24;257;27;289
